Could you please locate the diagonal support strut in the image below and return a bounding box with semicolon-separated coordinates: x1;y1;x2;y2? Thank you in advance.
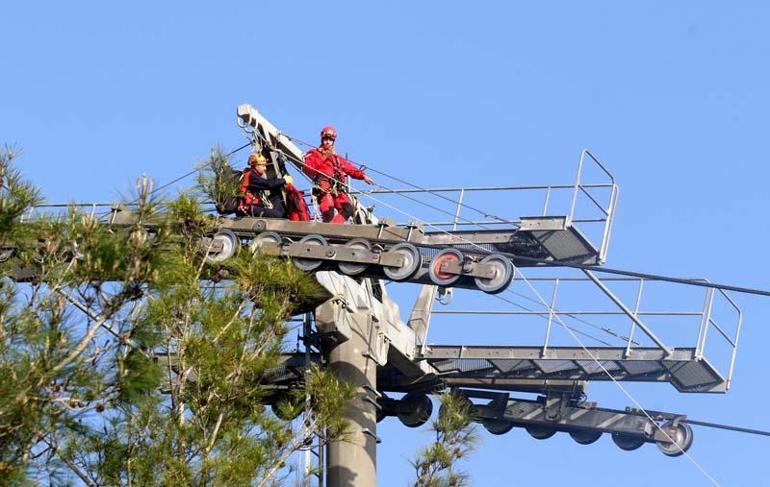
583;269;672;357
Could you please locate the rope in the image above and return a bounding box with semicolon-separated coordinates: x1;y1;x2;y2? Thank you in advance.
359;180;720;484
277;147;631;345
281;136;770;297
148;141;253;198
280;132;520;228
274;142;721;484
357;170;721;484
507;269;721;485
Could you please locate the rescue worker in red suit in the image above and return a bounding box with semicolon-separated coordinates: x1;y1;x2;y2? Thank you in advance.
237;153;294;218
303;126;373;223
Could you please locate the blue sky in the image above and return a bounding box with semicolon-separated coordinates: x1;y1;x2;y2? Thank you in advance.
3;1;770;485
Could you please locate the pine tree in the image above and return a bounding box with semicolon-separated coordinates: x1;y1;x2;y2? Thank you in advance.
0;147;355;486
1;146;479;486
411;391;478;487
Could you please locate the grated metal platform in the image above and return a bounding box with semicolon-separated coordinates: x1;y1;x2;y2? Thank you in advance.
419;345;728;393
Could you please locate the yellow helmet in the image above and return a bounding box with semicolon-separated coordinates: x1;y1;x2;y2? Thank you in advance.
248;153;267;165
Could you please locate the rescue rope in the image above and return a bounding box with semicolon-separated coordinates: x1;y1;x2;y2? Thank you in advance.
278;138;770;297
335;166;720;484
361;169;721;483
275;147;641;346
278;143;620;344
511;273;722;486
280;132;520;228
149;141;253;198
276;136;725;482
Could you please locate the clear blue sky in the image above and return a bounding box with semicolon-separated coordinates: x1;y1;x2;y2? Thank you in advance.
3;1;770;485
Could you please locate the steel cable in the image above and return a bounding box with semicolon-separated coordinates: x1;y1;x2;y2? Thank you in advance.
280;132;520;227
275;146;632;346
275;139;721;484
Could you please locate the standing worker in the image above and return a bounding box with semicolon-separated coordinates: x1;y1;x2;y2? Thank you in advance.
237;153;293;218
303;126;373;224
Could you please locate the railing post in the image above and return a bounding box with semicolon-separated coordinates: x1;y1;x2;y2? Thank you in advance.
542;186;552;216
599;184;619;263
625;279;644;358
726;308;743;390
568;150;586;221
542;279;560;358
453;188;465;231
695;288;716;359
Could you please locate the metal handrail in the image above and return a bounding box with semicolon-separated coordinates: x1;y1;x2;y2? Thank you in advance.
433;310;705;316
363;151;620;261
434;274;742;390
568;150;619;263
714;288;743;388
30;152;620;262
358;183;615;194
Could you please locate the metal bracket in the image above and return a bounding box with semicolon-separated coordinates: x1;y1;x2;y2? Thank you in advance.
543;390;571;422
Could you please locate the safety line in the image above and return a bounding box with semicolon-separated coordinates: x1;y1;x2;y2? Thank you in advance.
279;132;521;228
355;176;721;484
348;170;720;484
506;269;721;486
280;130;770;298
274;147;630;346
275;147;640;343
270;148;619;343
149;141;254;198
272;144;722;485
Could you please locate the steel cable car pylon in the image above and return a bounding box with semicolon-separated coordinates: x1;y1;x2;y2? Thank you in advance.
4;104;765;486
225;105;763;484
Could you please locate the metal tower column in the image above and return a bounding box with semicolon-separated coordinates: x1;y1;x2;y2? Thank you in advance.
326;309;378;486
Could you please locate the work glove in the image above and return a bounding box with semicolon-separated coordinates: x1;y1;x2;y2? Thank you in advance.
283;174;294;186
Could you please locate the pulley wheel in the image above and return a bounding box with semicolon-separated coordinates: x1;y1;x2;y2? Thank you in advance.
205;229;240;263
474;253;514;294
338;238;372;276
293;234;328;272
383;243;422;281
397;392;433;428
482;418;516;435
428;249;464;287
611;432;646;451
656;422;693;457
249;231;282;254
569;429;603;445
526;424;557;440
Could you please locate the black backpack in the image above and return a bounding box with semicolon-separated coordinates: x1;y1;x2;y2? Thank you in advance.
215;168;244;215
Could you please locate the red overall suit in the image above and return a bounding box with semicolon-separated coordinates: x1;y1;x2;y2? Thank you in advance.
303;148;368;223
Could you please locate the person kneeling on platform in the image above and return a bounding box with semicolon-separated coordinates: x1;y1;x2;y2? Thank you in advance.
236;153;294;218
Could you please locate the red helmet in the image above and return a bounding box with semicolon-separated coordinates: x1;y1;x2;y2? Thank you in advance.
320;126;337;141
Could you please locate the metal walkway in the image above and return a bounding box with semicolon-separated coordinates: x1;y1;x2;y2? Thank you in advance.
421;345;727;393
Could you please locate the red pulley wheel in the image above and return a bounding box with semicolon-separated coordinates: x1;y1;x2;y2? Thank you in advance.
428;249;464;287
